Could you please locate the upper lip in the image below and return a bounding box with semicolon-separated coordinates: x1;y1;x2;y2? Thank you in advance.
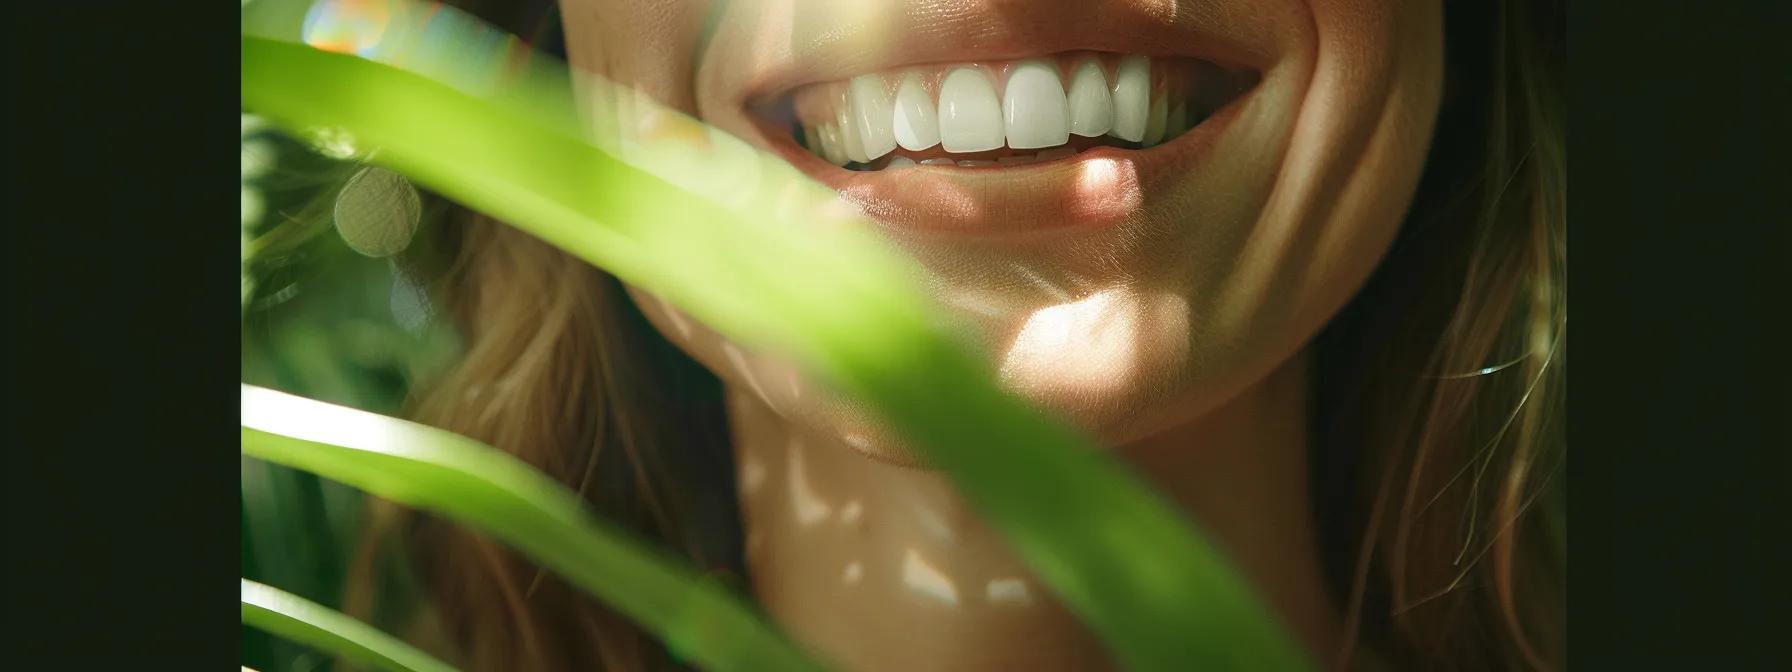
735;1;1282;107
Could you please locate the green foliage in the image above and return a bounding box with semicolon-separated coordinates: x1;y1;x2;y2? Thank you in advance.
240;113;460;671
243;579;456;672
243;385;829;672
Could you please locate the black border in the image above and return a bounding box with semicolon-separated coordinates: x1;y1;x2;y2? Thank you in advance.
5;1;240;666
1570;0;1786;666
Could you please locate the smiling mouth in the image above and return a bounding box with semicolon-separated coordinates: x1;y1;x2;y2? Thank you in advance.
754;52;1256;172
739;47;1259;235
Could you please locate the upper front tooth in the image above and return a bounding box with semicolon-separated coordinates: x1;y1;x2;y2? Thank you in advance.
850;74;897;159
1003;59;1070;150
1066;58;1113;138
1109;55;1150;142
893;71;940;151
837;91;870;163
937;67;1004;153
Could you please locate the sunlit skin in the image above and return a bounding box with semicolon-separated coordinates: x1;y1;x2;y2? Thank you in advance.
560;0;1443;669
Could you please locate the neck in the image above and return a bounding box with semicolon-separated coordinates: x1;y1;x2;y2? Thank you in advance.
727;352;1341;671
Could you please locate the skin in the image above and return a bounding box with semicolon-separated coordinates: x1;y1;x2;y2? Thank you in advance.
558;0;1444;669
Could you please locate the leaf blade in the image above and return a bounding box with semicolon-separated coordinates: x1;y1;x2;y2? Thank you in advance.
241;578;458;672
240;385;831;672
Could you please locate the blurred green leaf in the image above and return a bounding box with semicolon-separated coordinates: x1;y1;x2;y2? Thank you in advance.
240;385;831;672
242;578;456;672
242;30;1312;670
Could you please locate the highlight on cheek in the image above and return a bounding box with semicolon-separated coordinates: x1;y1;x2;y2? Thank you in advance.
786;0;902;64
997;287;1190;402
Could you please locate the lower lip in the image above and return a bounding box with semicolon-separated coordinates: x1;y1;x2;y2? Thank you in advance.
753;92;1252;238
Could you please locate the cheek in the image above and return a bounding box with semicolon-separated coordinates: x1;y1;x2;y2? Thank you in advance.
1048;0;1444;438
1270;0;1444;312
1266;0;1444;339
558;0;710;111
1203;0;1443;350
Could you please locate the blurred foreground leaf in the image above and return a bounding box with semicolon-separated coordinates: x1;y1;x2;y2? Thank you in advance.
241;385;830;671
242;31;1311;671
241;578;456;672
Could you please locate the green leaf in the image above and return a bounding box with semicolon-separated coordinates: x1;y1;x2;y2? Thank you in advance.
240;385;831;672
242;31;1313;671
241;578;457;672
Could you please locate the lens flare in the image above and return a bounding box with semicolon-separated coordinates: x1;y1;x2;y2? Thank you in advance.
303;0;532;96
302;0;394;56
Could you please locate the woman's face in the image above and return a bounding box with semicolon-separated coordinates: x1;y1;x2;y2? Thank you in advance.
560;0;1443;461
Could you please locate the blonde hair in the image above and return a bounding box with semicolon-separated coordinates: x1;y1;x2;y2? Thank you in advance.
1316;1;1564;668
351;1;1566;670
351;216;741;670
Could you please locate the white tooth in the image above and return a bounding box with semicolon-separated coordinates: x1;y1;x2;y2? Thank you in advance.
937;67;1004;153
957;159;994;167
920;158;954;166
1109;55;1150;142
1066;58;1113;137
818;123;847;165
1143;93;1167;146
850;74;897;159
837;92;870;163
1003;59;1070;150
1167;101;1189;138
803;125;821;154
841;123;869;164
887;155;916;168
893;72;940;151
